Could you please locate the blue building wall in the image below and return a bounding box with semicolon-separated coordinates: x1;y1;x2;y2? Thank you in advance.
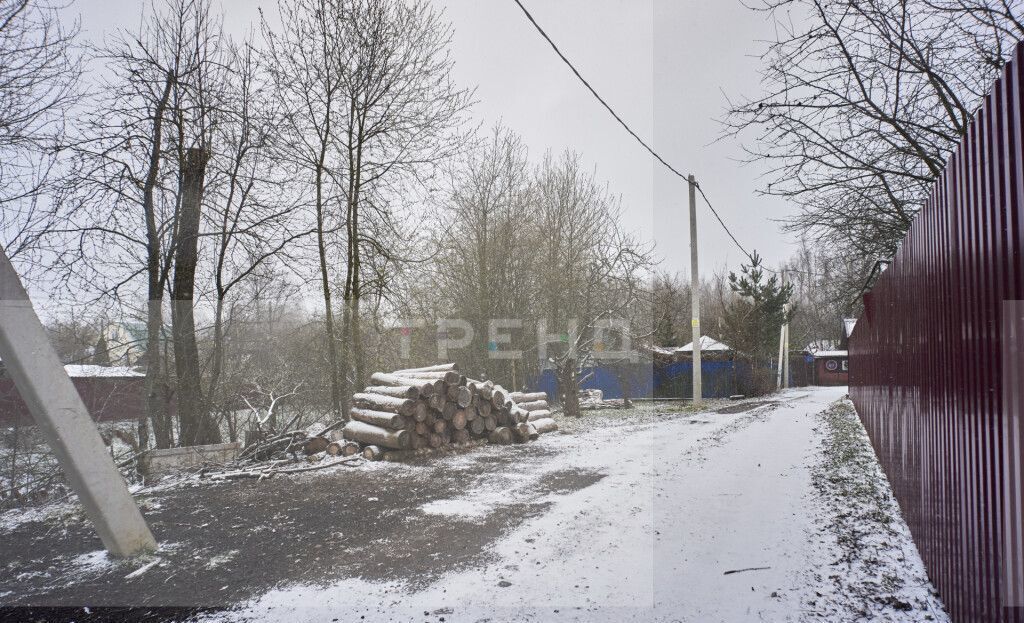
532;361;741;400
531;358;811;401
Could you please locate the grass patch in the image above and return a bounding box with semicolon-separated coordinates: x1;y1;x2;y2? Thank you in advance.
807;399;947;621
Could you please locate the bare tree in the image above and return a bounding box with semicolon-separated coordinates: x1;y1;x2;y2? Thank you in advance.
650;272;691;349
263;0;472;417
261;0;348;419
0;0;80;267
63;0;222;447
204;40;310;421
332;0;474;394
725;0;1023;276
531;151;653;417
430;125;533;380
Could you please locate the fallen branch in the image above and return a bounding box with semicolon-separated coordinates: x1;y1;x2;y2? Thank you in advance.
722;566;771;575
313;419;346;438
124;559;161;579
204;457;362;481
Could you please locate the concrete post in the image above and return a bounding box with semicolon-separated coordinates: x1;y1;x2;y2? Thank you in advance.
0;247;157;556
688;174;702;405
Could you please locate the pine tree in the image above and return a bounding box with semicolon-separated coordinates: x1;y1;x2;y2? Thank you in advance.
720;251;796;394
91;332;112;366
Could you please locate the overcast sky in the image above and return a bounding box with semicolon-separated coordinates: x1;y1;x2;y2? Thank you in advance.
72;0;799;280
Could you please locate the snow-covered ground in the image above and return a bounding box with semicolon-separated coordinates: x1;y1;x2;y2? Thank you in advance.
205;386;947;622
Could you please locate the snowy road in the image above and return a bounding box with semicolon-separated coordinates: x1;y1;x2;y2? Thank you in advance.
211;386;943;622
1;387;944;621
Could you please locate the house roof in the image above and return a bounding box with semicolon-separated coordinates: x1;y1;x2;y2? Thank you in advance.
679;336;731;352
805;339;840;353
813;350;848;358
63;365;145;378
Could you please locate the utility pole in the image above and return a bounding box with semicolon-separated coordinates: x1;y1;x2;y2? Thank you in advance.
777;270;791;390
783;321;791;388
688;174;702;405
776;322;786;390
0;247;156;557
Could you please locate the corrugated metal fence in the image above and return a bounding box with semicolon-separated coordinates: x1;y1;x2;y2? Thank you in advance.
849;44;1024;622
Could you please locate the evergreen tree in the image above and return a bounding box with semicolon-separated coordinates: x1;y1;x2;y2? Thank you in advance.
720;251;796;394
91;333;112;366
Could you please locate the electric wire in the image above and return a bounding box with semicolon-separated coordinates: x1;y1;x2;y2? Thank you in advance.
510;0;757;266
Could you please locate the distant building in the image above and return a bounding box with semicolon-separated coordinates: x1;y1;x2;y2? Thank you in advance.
0;363;145;425
805;318;856;386
679;336;732;355
651;336;733;362
98;322;150;366
811;350;849;386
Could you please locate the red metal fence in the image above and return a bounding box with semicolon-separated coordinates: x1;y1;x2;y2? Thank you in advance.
849;44;1024;622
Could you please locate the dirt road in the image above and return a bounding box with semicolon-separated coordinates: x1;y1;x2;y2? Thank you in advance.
0;387;946;622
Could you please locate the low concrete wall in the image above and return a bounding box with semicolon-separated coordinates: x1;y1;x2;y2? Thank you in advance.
139;442;241;478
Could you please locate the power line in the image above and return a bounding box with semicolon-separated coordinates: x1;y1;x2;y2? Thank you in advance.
510;0;755;263
510;0;687;181
695;185;751;260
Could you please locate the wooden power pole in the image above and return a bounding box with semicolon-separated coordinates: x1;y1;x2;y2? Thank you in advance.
0;247;156;557
688;174;702;405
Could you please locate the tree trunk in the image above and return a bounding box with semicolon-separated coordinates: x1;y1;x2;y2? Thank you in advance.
368;372;435;396
488;426;513;445
207;297;227;424
343;421;409;449
315;163;343;421
351;393;417;417
142;71;176;450
398;370;461;384
531;418;558;434
394;363;458;374
364;385;420;399
173;147;219;446
349;406;406;429
517;400;549;412
509;391;547;403
557;359;581;418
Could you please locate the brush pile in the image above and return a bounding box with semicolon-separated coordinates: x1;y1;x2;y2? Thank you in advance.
341;363;558;460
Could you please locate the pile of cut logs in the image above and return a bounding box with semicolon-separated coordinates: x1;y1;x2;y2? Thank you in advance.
338;363;558;460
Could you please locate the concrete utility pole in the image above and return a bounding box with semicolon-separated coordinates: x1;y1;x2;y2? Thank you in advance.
776;322;786;390
688;174;702;404
0;247;156;557
783;323;791;388
777;271;791;390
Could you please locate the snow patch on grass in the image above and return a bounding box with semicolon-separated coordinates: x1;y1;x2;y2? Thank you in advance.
206;550;240;569
804;398;949;621
69;550;114;575
418;455;551;519
0;501;77;532
419;497;491;519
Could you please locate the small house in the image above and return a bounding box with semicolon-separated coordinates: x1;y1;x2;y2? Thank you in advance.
804;318;858;386
811;350;849;386
0;363;146;425
678;336;733;359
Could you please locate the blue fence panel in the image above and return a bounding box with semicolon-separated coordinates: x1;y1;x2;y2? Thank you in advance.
531;360;747;401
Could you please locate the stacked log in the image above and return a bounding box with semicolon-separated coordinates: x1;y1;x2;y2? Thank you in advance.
340;364;558;458
579;397;631;410
508;390;558;441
